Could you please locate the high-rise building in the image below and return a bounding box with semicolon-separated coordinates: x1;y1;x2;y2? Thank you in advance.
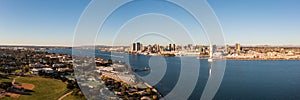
235;43;241;52
140;44;143;51
169;44;172;51
188;44;193;51
137;42;141;51
156;44;160;52
212;44;217;52
173;44;176;51
132;43;136;51
226;45;230;53
152;44;160;52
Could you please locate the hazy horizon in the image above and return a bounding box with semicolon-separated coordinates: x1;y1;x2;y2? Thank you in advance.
2;43;300;48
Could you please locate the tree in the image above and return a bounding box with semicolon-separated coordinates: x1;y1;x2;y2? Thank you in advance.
15;69;22;73
67;81;76;89
146;87;151;93
23;65;30;73
152;95;158;100
108;59;113;64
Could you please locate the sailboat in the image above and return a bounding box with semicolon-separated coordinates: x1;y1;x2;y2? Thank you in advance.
208;57;213;62
208;44;214;62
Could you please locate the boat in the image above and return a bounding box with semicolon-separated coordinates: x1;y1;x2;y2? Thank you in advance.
143;67;150;71
208;44;214;62
208;58;214;62
132;67;151;72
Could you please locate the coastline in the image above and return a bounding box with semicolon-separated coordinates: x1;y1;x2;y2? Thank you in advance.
196;57;300;61
225;58;300;61
45;49;300;61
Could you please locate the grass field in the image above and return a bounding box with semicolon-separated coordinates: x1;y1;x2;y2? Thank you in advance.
1;76;68;100
0;75;87;100
16;76;69;100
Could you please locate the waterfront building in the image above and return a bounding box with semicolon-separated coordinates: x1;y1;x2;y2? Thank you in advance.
137;42;141;51
226;45;230;53
188;44;193;51
169;44;172;51
173;44;176;51
147;45;152;52
212;45;217;53
154;44;160;52
235;43;241;53
132;43;136;51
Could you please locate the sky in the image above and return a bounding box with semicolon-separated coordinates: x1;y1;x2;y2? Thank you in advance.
0;0;300;46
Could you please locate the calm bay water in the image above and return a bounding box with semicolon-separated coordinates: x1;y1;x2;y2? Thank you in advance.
46;49;300;100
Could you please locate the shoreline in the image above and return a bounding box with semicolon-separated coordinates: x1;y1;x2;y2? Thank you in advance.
45;49;300;61
198;57;300;61
225;58;300;61
100;74;162;99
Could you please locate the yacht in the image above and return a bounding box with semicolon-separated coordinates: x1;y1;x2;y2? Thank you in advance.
208;58;214;62
208;44;214;62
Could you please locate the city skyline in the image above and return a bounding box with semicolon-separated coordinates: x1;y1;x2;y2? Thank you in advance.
1;0;300;46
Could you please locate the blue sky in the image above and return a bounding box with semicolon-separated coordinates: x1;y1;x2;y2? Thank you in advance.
0;0;90;46
209;0;300;46
0;0;300;46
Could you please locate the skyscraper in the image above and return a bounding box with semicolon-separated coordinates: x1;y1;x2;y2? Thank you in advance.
169;44;172;51
235;43;241;52
188;44;193;51
212;44;217;53
132;43;136;51
137;42;141;51
156;44;160;52
173;44;176;51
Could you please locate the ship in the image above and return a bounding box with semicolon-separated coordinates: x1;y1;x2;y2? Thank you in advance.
208;44;214;62
132;67;151;72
